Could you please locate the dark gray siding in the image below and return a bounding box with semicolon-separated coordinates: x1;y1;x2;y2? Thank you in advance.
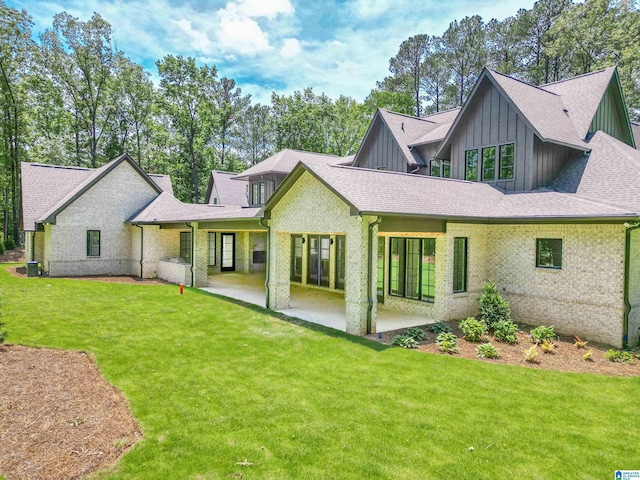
248;173;286;206
354;119;408;172
448;80;535;191
590;80;634;146
532;139;581;189
414;143;439;166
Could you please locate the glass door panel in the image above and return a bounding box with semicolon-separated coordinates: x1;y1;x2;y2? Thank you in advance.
221;233;235;271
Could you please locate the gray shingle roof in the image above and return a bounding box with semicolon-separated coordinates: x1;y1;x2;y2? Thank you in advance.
206;171;248;206
129;192;261;223
409;108;461;147
233;149;345;180
21;155;170;231
376;109;441;165
541;67;616;141
277;160;636;221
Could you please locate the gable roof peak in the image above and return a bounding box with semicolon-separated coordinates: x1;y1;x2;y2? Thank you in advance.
540;66;616;88
485;68;560;97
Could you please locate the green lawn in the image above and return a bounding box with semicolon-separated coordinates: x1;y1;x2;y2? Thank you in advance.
1;265;639;479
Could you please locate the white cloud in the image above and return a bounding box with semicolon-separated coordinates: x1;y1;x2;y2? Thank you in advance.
352;0;396;19
280;38;301;58
235;0;293;19
216;8;273;55
174;19;214;54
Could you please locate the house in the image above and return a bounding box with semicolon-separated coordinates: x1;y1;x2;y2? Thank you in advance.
21;67;640;348
204;170;248;206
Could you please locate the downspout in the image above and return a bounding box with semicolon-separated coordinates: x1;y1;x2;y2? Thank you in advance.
134;224;143;278
367;216;382;334
623;221;640;348
186;222;194;287
31;231;35;262
259;217;270;309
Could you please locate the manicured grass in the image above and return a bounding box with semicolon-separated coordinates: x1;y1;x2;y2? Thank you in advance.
1;265;639;479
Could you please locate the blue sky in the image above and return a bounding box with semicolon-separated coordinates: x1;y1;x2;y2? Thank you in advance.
9;0;537;104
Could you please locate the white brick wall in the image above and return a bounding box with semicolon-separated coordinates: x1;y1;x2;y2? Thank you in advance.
47;161;159;277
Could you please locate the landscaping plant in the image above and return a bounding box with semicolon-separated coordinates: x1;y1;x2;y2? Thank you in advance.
478;281;511;329
540;339;556;354
605;349;634;364
427;321;452;334
530;325;557;344
405;326;425;341
493;319;519;344
391;334;418;349
459;317;487;342
0;298;6;344
583;350;594;361
435;332;459;354
574;336;588;349
476;342;499;359
524;345;540;363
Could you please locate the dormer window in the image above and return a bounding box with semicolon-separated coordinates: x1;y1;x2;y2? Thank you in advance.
430;159;451;178
250;181;266;206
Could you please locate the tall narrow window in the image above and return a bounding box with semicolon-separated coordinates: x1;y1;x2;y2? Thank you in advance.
259;181;266;204
208;232;216;266
291;235;303;282
335;235;346;290
87;230;100;257
453;237;467;293
251;183;259;205
377;237;385;303
421;238;436;301
465;150;478;181
430;160;441;177
499;143;515;179
389;237;436;302
482;146;496;181
536;238;562;269
180;232;192;264
442;160;451;178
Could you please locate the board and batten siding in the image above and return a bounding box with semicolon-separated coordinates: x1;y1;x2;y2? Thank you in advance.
413;143;439;166
354;119;408;172
447;80;535;191
532;138;581;189
590;80;634;147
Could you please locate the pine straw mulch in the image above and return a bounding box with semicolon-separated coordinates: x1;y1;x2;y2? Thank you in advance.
0;345;142;480
367;324;640;377
0;247;24;263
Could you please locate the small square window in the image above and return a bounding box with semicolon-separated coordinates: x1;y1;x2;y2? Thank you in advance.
536;238;562;269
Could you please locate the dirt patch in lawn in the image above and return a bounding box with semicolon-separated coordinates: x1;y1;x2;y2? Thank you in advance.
7;266;166;285
367;324;640;377
0;345;142;480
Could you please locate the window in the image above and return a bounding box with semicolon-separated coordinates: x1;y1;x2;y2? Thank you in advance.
389;237;436;302
291;235;303;282
536;238;562;269
465;150;478;181
259;182;265;204
377;237;385;303
335;235;346;290
430;159;451;178
481;146;496;181
86;230;100;257
453;237;467;293
250;182;266;205
377;166;387;171
208;232;216;266
499;143;515;179
180;231;192;264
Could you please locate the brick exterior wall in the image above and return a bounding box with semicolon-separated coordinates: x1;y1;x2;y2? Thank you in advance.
140;225;182;279
268;171;377;335
626;227;640;347
47;161;159;277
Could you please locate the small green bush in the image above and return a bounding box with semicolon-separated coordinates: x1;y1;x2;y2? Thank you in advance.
478;281;511;329
4;236;15;251
435;332;459;354
476;342;499;359
392;334;418;349
459;317;487;342
405;327;425;341
427;321;452;335
530;325;557;344
493;319;519;344
605;349;634;364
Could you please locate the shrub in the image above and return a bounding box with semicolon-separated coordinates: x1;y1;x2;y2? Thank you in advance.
405;327;425;341
583;350;593;362
530;325;557;344
574;336;588;349
524;345;539;363
0;298;6;344
0;233;4;255
391;334;418;349
540;339;556;354
435;332;459;354
478;281;511;329
493;319;519;344
476;342;499;359
459;317;488;342
605;349;634;364
427;321;452;335
4;236;15;251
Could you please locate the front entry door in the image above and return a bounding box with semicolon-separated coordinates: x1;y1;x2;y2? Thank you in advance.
308;235;330;287
221;233;235;271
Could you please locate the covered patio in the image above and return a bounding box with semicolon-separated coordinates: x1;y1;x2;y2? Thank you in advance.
201;273;436;333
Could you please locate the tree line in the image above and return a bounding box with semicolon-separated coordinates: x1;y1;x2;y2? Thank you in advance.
1;0;638;247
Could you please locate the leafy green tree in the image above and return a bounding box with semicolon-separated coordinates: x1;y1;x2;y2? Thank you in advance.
421;37;453;113
365;79;415;115
389;34;431;116
41;12;116;167
233;103;274;166
211;77;250;169
485;16;520;75
156;55;217;203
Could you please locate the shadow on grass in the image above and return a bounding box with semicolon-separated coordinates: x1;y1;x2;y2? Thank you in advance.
190;287;391;352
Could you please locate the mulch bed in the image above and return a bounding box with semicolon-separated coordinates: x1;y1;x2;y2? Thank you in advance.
0;247;24;264
7;266;166;285
367;323;640;376
0;345;142;480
